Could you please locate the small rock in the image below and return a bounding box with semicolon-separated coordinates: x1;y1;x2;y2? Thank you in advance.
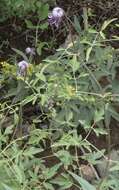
80;164;96;182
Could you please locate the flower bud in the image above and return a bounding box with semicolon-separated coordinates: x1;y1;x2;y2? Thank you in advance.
25;47;35;55
17;60;29;77
48;7;64;28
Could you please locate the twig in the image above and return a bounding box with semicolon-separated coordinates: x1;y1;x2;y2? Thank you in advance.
83;7;88;31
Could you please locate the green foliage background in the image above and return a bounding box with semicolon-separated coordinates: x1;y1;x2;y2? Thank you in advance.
0;0;119;190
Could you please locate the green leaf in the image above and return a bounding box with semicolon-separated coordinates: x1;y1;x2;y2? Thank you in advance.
40;22;48;30
12;48;28;62
36;1;42;8
1;184;13;190
88;29;98;34
86;47;92;62
69;171;96;190
101;18;117;31
93;127;107;136
66;109;73;122
74;16;81;34
35;72;46;82
100;31;106;39
110;164;119;172
43;182;54;190
43;163;61;180
25;19;34;29
23;147;43;157
13;164;24;184
37;42;48;55
51;174;72;189
55;150;72;166
4;125;13;135
70;54;80;72
22;95;35;105
38;4;49;19
82;150;105;165
14;112;19;126
106;105;119;122
94;108;104;123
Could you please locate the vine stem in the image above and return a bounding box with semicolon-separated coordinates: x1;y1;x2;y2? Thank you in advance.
97;104;111;190
83;7;89;31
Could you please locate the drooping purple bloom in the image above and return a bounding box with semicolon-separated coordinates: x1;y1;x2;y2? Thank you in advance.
17;60;29;77
48;7;64;28
25;47;35;55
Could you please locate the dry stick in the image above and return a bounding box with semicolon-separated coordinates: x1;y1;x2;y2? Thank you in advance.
83;7;88;31
35;19;41;47
64;13;75;48
75;145;82;175
83;122;96;142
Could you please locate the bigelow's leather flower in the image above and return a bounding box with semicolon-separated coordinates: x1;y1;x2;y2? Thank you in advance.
25;47;35;55
17;60;29;77
48;7;64;28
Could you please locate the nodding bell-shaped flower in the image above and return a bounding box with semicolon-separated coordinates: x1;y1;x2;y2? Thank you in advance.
25;47;35;55
17;60;29;77
48;7;64;28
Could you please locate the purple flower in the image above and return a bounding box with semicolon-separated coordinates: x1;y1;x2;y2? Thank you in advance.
25;47;35;55
17;60;29;77
48;7;64;28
